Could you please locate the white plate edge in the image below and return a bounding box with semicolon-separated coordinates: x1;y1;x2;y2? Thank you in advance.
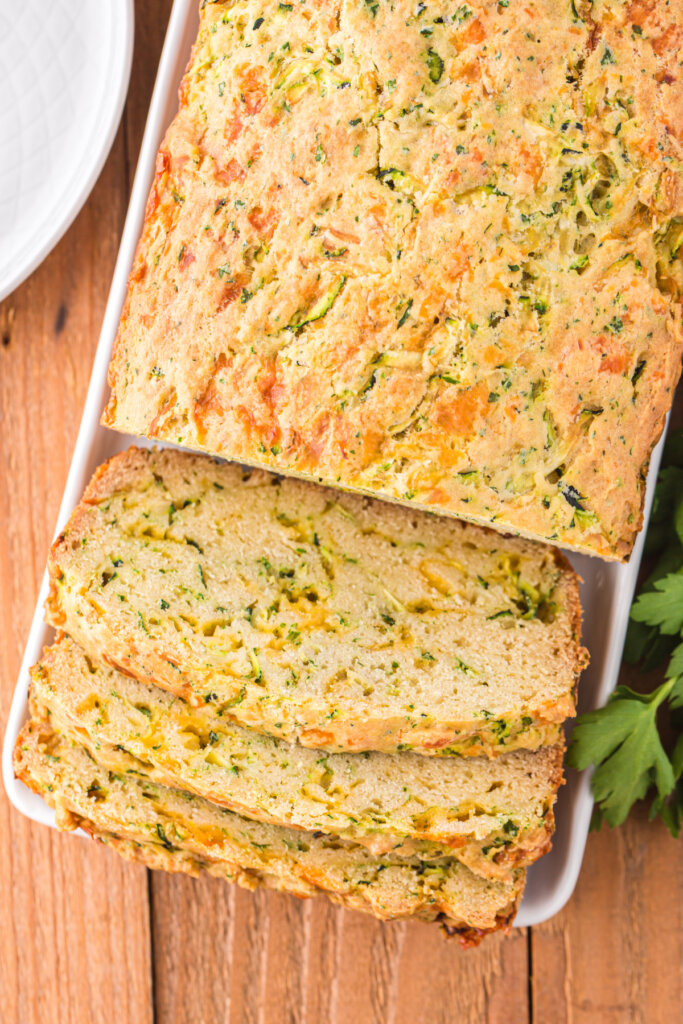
0;0;135;303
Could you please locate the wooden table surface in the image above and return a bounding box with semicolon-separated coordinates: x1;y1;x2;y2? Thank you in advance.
1;4;681;1021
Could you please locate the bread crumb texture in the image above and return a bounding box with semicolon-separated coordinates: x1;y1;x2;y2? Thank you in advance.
30;636;564;880
14;719;524;945
105;0;683;560
47;447;586;755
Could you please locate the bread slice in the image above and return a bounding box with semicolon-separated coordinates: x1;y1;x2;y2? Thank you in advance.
103;0;683;561
14;719;524;945
47;448;585;756
30;637;563;880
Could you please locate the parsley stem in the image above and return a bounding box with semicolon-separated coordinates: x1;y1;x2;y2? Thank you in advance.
646;676;675;707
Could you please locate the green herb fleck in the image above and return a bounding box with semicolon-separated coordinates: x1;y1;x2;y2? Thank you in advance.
425;48;444;84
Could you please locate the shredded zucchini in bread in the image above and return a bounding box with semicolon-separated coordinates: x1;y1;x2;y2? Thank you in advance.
14;720;524;946
31;637;564;880
47;448;586;756
104;0;683;559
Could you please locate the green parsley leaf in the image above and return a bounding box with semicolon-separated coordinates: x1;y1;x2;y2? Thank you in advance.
572;429;683;837
568;682;676;827
631;575;683;635
666;643;683;679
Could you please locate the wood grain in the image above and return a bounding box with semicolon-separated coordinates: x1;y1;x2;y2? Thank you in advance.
0;117;155;1024
1;2;682;1022
531;661;683;1024
0;4;169;1023
531;810;683;1024
149;873;530;1024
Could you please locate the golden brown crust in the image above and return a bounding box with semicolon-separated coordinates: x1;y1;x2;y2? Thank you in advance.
47;447;586;757
104;0;683;561
96;833;517;948
13;719;524;944
30;636;565;879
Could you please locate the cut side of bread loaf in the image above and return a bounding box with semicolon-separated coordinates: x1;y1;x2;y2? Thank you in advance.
47;448;585;756
14;720;524;945
31;637;563;879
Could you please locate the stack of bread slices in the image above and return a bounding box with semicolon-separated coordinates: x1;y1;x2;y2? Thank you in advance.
15;447;586;946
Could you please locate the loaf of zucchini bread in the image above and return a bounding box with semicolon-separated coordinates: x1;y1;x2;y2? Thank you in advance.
14;719;524;946
30;637;563;880
104;0;683;560
47;448;586;756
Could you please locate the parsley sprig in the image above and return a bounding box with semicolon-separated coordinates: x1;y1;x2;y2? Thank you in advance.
567;429;683;837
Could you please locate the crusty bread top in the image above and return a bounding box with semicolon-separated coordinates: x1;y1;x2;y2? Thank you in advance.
14;719;524;938
48;447;585;755
104;0;683;560
31;636;563;877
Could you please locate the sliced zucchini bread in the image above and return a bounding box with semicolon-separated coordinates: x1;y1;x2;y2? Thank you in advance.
47;448;586;756
31;637;563;880
14;720;524;946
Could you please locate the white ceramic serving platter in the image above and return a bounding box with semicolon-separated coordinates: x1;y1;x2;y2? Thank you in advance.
0;0;134;302
1;0;667;928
